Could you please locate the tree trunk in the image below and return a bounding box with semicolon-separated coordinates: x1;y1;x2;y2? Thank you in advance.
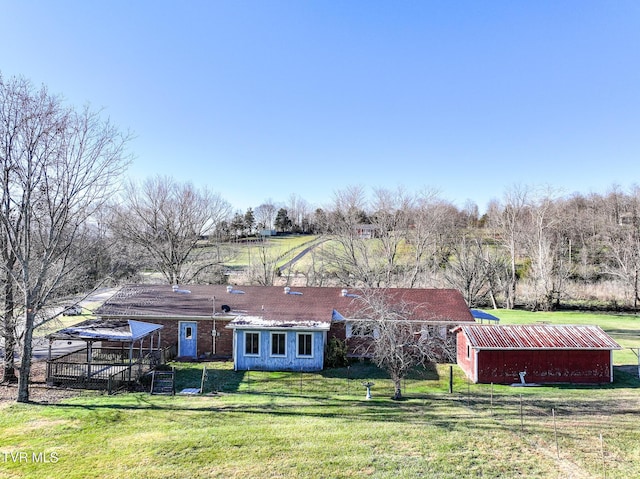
16;310;36;403
2;315;17;383
2;281;17;383
392;378;403;400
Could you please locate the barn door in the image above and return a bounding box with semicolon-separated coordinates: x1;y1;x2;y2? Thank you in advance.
179;321;198;358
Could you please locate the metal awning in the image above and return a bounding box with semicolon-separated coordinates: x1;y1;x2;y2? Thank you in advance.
47;319;163;342
471;309;501;323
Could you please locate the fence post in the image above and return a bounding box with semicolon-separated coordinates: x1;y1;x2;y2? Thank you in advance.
490;383;494;415
553;408;559;459
520;394;524;434
449;366;453;394
600;433;606;478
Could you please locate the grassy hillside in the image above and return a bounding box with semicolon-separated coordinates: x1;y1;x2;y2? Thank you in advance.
223;234;320;270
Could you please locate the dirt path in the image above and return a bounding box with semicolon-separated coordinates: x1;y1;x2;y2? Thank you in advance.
278;238;329;273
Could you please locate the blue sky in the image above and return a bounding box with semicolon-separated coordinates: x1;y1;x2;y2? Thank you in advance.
2;1;639;213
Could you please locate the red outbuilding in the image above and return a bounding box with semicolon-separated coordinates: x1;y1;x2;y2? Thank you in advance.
454;324;621;384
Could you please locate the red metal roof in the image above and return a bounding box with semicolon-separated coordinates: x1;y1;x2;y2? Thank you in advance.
96;285;475;325
457;324;621;350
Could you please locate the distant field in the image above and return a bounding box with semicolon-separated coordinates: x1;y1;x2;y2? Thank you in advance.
223;234;321;269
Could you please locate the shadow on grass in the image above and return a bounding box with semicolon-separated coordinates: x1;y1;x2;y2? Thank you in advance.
533;366;640;391
321;361;440;381
30;391;504;433
605;328;640;339
170;361;441;396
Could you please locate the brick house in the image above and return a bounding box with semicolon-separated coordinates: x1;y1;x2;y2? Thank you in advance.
95;285;475;371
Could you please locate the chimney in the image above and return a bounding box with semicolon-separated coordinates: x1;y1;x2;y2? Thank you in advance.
341;288;348;297
284;286;291;294
226;285;233;293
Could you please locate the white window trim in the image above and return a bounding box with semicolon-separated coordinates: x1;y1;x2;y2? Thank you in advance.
244;331;260;357
296;332;314;358
346;321;379;339
270;331;287;357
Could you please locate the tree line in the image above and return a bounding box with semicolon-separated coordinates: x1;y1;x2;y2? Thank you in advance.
222;184;640;314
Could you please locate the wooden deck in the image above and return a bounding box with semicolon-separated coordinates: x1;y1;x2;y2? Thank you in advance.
46;345;177;394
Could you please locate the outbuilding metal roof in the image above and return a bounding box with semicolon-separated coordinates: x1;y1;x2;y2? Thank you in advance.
456;324;621;350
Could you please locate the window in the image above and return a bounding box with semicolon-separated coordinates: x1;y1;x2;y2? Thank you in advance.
297;333;313;357
185;327;193;339
347;321;376;339
245;332;260;356
271;332;286;356
439;326;447;339
466;345;470;359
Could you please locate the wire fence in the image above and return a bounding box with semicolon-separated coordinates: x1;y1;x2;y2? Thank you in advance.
451;380;638;479
183;366;638;478
197;366;445;399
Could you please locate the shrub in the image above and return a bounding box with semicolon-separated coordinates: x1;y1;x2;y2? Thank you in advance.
325;337;348;368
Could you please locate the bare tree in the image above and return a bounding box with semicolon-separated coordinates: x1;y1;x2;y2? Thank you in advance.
444;235;491;307
523;189;564;310
245;237;279;285
287;193;311;232
369;187;413;287
601;186;640;310
110;176;231;285
321;185;396;287
352;289;453;400
254;200;278;231
404;191;455;287
488;185;530;308
0;73;131;402
556;193;603;282
484;247;512;309
1;233;18;382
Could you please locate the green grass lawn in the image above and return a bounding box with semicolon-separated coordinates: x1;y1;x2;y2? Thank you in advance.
2;358;640;479
2;309;640;478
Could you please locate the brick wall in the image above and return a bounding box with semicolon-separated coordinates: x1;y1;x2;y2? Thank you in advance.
101;318;235;359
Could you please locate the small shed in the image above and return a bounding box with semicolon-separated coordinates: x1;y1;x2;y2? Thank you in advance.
455;324;621;384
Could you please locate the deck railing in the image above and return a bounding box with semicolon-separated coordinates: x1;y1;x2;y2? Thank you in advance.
47;344;178;392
